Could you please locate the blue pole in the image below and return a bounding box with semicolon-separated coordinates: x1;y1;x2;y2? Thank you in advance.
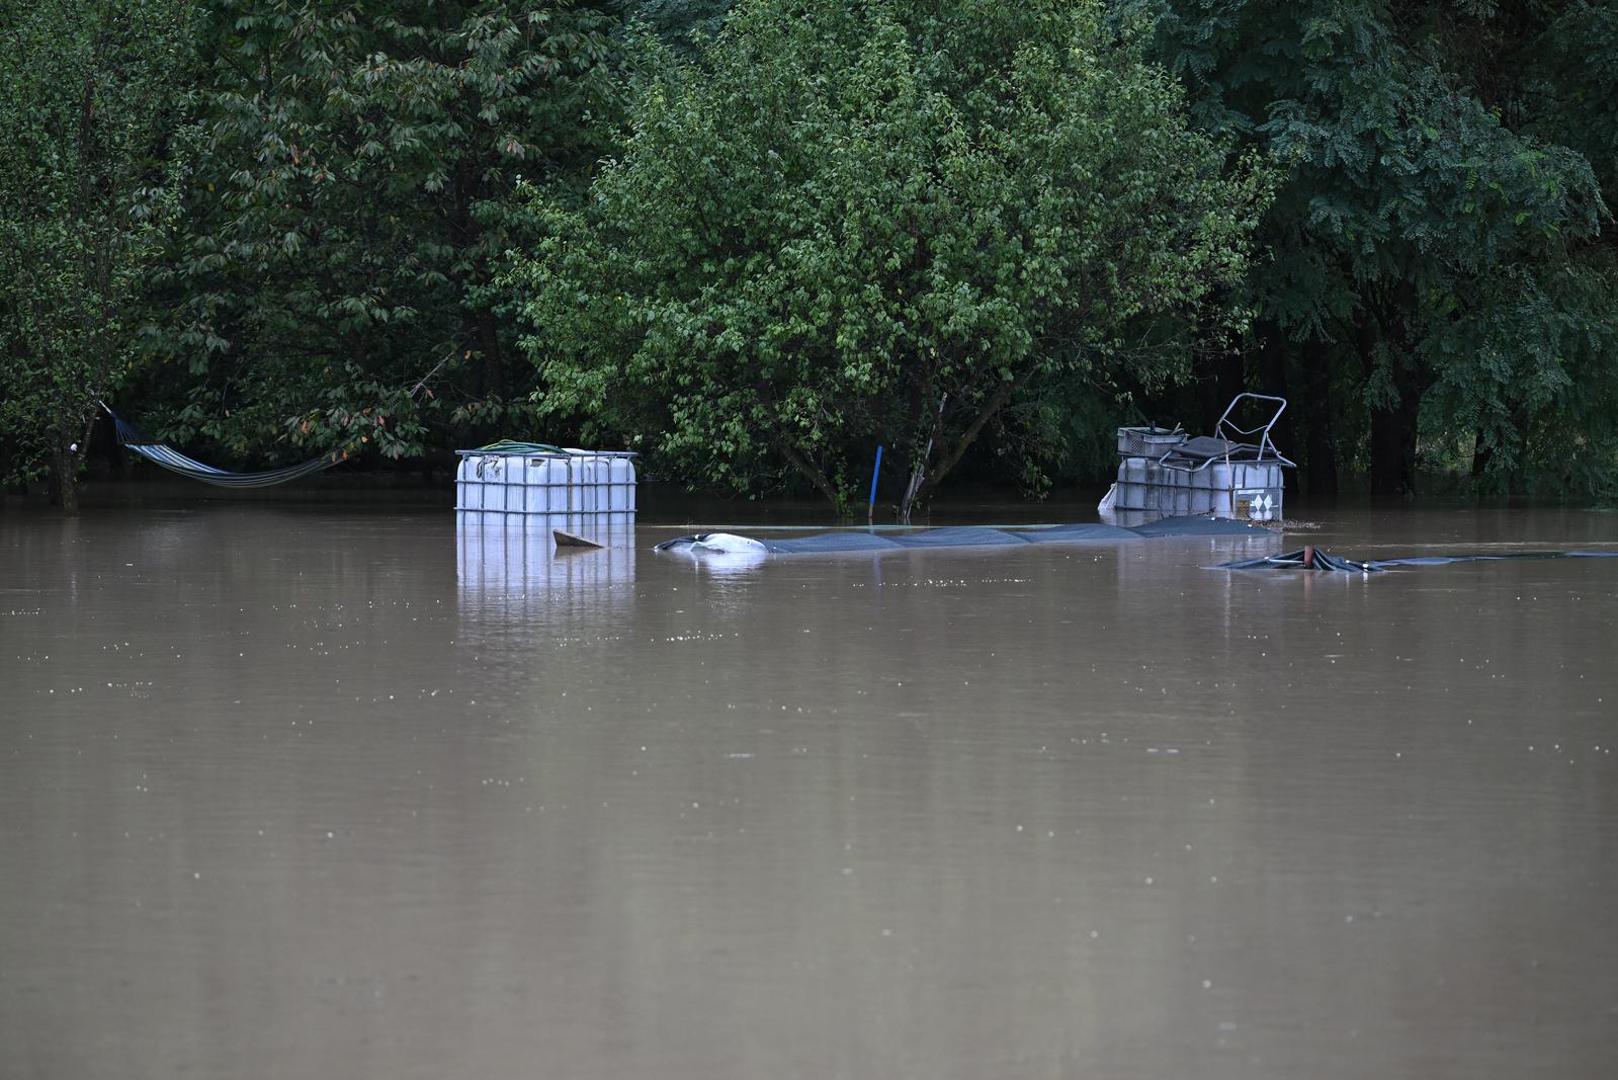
867;444;884;518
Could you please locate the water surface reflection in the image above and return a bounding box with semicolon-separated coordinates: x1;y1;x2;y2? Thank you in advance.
2;505;1616;1079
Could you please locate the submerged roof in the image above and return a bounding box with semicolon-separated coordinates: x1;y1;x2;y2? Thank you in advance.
656;515;1267;558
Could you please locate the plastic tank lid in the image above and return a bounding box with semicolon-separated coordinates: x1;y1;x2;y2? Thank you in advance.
454;447;637;458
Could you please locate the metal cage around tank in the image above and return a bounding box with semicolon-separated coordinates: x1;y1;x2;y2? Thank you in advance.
1105;394;1295;523
454;448;637;520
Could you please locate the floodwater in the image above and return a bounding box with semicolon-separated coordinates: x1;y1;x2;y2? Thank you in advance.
2;503;1617;1080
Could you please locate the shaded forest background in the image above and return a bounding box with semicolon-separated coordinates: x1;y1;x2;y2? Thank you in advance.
3;0;1616;513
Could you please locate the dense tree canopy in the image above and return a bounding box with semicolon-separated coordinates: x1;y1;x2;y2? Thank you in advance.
2;0;1615;510
157;0;623;463
0;0;197;510
511;0;1268;514
1134;0;1618;497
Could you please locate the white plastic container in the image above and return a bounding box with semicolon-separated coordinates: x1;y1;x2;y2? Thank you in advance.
1116;426;1185;459
456;449;636;518
1109;456;1285;521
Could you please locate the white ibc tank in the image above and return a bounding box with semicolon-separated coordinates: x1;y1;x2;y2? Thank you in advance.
455;449;637;518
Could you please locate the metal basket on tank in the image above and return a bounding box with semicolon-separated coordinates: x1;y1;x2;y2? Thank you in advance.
1116;425;1185;459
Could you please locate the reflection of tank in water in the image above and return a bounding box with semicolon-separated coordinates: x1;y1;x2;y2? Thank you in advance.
1112;520;1275;594
456;513;636;626
1102;394;1294;523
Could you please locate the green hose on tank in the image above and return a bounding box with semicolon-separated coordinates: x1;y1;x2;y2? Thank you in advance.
475;439;570;455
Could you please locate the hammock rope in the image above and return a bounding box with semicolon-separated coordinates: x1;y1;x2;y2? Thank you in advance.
101;353;457;489
107;407;347;489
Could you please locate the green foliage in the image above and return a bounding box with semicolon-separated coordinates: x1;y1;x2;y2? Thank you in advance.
617;0;732;50
1532;3;1618;206
155;0;622;464
0;0;197;505
1134;0;1618;497
510;0;1269;512
1421;251;1618;498
5;0;1613;508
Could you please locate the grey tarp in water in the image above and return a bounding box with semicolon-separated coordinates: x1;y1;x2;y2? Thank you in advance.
654;515;1264;558
1214;548;1618;573
655;519;1618;573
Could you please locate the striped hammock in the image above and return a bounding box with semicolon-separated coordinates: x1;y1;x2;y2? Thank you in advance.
109;409;345;489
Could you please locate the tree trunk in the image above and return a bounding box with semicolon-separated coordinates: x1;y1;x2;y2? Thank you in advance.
775;438;841;509
98;408;126;479
478;309;503;400
1470;429;1493;480
53;437;79;515
1368;381;1421;496
450;160;486;402
897;465;926;525
1300;352;1338;495
898;394;948;524
907;370;1033;514
1361;280;1426;497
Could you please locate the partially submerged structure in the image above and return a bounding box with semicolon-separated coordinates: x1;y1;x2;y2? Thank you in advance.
1217;547;1618;574
655;514;1269;562
1104;394;1294;522
455;440;637;526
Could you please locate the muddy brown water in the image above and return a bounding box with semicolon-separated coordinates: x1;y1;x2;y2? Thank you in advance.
2;504;1617;1079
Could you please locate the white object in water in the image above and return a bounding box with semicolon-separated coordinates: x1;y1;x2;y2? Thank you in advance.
674;533;769;575
686;533;768;554
1097;483;1118;513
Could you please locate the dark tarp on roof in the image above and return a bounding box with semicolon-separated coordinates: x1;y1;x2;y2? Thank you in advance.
1159;435;1263;461
1214;548;1618;573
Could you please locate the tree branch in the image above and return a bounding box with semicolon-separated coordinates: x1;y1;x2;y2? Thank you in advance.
774;435;840;508
915;366;1035;502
